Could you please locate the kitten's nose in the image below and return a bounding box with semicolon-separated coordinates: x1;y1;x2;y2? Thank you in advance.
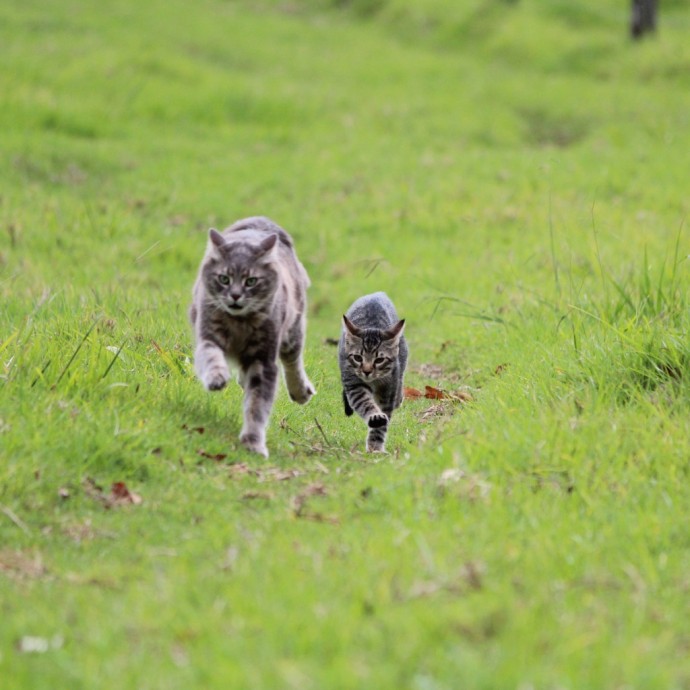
362;364;373;375
230;290;242;301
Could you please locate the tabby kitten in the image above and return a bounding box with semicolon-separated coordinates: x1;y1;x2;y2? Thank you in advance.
189;216;315;458
339;292;407;453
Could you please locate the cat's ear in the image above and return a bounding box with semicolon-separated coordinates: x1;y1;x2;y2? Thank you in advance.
342;315;363;338
382;319;405;341
256;233;278;257
209;228;226;249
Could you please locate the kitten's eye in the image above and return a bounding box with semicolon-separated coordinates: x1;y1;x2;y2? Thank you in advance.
352;354;363;364
245;277;258;287
218;274;230;286
374;357;386;365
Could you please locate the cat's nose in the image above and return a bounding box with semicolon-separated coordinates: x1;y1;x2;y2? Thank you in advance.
362;365;373;375
230;290;242;301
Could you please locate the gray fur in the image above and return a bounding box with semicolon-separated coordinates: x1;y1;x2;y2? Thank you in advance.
190;216;315;457
338;292;407;453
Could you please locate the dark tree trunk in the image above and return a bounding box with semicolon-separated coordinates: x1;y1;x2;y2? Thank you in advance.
631;0;658;39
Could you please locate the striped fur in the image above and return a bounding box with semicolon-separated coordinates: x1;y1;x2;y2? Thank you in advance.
338;292;407;453
190;216;314;457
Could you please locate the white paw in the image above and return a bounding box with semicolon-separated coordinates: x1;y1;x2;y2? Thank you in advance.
289;379;316;405
240;432;269;458
203;368;229;391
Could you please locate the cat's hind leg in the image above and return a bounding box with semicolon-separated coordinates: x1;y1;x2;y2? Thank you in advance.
280;319;315;405
238;359;279;458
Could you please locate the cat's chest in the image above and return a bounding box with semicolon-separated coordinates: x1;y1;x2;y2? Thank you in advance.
206;310;278;359
212;319;254;355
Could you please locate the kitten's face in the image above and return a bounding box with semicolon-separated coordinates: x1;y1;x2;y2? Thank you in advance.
342;317;405;382
202;232;278;317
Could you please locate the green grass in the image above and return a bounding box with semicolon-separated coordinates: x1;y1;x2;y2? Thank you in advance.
2;0;690;687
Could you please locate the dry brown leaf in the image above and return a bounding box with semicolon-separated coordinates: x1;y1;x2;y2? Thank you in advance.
424;385;448;400
83;478;142;508
110;482;143;506
404;387;424;400
197;449;228;462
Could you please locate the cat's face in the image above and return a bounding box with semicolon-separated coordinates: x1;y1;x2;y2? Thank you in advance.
342;316;405;382
202;231;278;317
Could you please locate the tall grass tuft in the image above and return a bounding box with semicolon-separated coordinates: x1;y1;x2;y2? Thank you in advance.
566;234;690;406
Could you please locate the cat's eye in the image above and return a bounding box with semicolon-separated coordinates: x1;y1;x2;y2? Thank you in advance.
374;357;386;365
218;274;230;286
352;354;363;364
245;277;258;287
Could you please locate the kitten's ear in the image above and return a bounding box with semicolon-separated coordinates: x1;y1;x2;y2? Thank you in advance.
257;233;278;256
209;228;226;249
383;319;405;341
342;315;363;338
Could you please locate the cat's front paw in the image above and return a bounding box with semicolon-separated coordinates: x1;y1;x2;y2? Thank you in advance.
202;368;230;391
240;431;269;458
288;379;316;405
367;412;389;429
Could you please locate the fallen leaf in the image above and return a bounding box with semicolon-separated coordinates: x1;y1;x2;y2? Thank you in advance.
58;487;70;500
424;385;448;400
494;363;509;376
83;478;142;509
110;482;143;506
197;449;228;462
404;387;423;400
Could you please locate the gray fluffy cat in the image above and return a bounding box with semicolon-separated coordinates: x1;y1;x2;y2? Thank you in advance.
189;216;315;457
339;292;407;453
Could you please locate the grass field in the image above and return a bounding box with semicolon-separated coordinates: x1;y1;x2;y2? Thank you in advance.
2;0;690;687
